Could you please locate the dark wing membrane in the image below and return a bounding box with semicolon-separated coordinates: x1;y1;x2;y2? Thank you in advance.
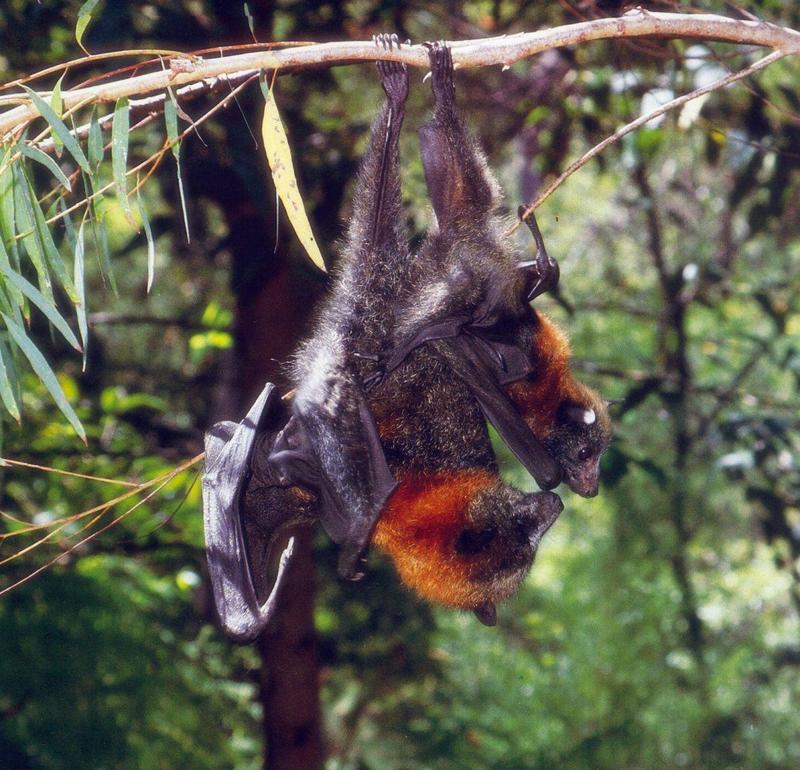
202;383;296;643
274;382;397;578
432;336;562;490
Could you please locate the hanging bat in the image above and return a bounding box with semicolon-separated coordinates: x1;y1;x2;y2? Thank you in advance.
202;39;596;640
288;37;564;622
369;42;611;498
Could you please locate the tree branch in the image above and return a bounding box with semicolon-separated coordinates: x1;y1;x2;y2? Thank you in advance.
1;10;799;139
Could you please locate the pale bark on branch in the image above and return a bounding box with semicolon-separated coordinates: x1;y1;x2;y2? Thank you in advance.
1;10;799;139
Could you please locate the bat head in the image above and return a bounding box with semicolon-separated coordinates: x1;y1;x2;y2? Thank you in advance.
457;484;563;599
543;386;612;497
464;485;563;626
373;474;563;621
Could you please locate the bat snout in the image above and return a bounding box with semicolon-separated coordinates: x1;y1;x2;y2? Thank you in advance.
566;464;600;498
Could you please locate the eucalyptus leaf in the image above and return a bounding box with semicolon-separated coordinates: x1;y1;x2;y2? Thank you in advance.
0;261;81;351
13;164;52;301
0;341;21;421
111;97;135;225
2;312;85;441
259;80;325;272
21;169;78;303
74;222;88;370
22;86;91;174
19;144;72;191
76;0;102;51
87;181;117;294
88;108;104;171
0;231;23;309
136;186;155;292
50;73;65;156
164;94;180;155
0;157;18;265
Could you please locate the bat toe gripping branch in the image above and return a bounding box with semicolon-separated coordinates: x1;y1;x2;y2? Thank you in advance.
516;207;560;302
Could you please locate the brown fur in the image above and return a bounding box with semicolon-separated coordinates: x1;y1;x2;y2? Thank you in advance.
372;470;496;607
506;311;610;440
372;470;552;608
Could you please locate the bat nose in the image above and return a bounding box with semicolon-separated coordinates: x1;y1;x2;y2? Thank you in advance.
571;473;599;498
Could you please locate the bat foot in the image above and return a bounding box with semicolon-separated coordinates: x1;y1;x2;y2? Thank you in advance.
354;349;387;391
424;40;455;107
517;207;560;301
374;33;409;105
361;366;386;392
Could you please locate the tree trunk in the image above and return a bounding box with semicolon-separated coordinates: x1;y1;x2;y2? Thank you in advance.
236;256;324;769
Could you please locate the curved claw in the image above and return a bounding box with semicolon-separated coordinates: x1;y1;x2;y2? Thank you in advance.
425;40;456;106
362;367;385;392
517;207;560;301
375;33;408;102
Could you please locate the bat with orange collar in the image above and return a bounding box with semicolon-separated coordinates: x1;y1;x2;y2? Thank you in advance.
202;39;607;641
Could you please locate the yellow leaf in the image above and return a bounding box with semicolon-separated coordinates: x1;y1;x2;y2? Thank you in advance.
260;85;326;273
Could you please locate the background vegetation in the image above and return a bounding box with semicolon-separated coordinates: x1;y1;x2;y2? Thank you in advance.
0;1;798;768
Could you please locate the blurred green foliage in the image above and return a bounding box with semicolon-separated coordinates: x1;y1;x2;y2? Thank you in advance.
1;1;799;769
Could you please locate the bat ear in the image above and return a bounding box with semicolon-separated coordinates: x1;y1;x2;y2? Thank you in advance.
473;601;497;626
565;405;596;425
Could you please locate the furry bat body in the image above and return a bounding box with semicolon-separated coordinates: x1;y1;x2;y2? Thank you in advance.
371;43;611;500
203;40;608;641
290;39;562;623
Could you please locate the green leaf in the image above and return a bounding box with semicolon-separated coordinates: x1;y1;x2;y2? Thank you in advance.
88;108;104;171
0;229;23;309
19;143;72;191
136;185;155;292
13;164;52;301
243;2;255;38
20;166;78;302
164;94;180;155
22;86;91;174
60;198;76;245
0;155;18;266
0;276;25;329
0;261;81;351
174;155;190;243
76;0;102;52
74;222;88;370
86;181;116;294
165;91;189;241
259;79;325;272
50;73;65;156
188;330;233;364
2;312;85;441
0;341;21;421
111;97;135;225
92;207;116;294
200;300;232;328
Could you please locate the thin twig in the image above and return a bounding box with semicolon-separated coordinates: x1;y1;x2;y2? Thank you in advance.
515;49;786;231
0;453;202;597
0;457;140;487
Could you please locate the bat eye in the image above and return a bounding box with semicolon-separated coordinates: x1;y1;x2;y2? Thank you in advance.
577;446;593;461
454;528;496;555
